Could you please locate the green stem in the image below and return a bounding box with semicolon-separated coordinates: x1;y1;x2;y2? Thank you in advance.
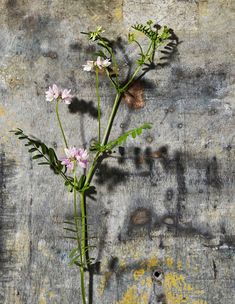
95;68;101;143
56;100;68;148
80;191;91;271
111;50;119;85
134;39;144;57
120;65;141;92
105;69;118;91
101;92;122;146
120;41;153;92
80;267;86;304
74;170;86;304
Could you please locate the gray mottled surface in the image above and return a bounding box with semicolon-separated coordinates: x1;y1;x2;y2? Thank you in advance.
0;0;235;303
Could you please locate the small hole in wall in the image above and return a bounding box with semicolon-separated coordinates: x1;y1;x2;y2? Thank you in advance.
154;270;161;278
152;268;164;284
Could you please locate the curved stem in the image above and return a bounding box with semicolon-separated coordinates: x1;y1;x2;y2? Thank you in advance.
56;100;68;148
120;41;153;92
95;68;101;143
120;65;141;92
134;39;144;57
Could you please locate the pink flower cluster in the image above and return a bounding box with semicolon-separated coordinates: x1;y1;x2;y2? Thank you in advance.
83;56;111;72
46;84;73;104
61;147;89;171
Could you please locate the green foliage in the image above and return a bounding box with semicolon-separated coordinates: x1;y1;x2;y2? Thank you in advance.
10;128;65;175
132;21;170;43
90;123;152;153
63;218;96;267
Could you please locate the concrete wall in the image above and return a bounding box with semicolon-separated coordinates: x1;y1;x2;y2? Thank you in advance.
0;0;234;303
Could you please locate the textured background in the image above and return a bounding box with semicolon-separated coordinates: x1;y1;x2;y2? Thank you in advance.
0;0;235;303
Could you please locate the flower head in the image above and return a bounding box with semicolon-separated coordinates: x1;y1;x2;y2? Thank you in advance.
83;56;111;72
60;147;89;171
89;26;105;41
46;84;60;101
83;61;95;71
61;89;73;104
46;84;73;104
76;148;89;168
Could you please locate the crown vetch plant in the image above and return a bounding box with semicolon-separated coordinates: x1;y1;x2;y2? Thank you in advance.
12;21;173;304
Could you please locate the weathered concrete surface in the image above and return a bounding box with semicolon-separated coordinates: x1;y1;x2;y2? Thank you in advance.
0;0;235;303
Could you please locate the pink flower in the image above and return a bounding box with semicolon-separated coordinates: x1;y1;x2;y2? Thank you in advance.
76;148;89;168
83;56;111;72
60;147;89;170
46;84;60;101
61;89;73;104
83;61;95;71
95;56;111;69
46;84;73;104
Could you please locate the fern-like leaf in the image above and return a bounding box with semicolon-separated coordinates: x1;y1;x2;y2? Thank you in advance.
10;128;65;175
90;123;152;153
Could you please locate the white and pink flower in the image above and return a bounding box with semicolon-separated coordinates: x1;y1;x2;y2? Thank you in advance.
83;56;111;72
46;84;73;104
61;147;89;171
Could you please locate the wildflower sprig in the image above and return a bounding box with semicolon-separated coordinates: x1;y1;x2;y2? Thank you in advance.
12;20;176;304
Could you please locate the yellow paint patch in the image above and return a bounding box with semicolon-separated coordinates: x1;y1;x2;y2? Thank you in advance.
114;7;123;21
199;0;208;16
145;277;152;289
164;272;207;304
116;286;139;304
116;285;149;304
39;297;47;304
165;256;174;268
48;291;56;298
177;260;183;271
133;268;145;280
146;256;158;270
0;105;5;116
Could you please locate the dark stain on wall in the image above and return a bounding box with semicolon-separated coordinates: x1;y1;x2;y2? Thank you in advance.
0;150;16;303
175;151;187;225
95;163;128;191
206;156;223;189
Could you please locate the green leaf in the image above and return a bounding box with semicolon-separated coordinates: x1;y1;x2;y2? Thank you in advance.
38;162;50;166
63;227;77;233
41;143;48;154
77;175;86;190
64;221;75;226
69;247;80;259
28;148;38;153
69;254;81;265
131;131;137;138
18;136;28;140
48;148;56;163
32;154;44;160
104;123;152;151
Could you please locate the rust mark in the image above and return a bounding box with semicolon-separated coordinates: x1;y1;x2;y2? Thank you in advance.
130;208;151;225
123;81;145;109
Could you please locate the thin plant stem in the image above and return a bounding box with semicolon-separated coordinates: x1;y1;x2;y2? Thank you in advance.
95;68;101;143
56;99;68;148
134;39;144;57
73;170;86;304
111;50;119;85
120;41;153;92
